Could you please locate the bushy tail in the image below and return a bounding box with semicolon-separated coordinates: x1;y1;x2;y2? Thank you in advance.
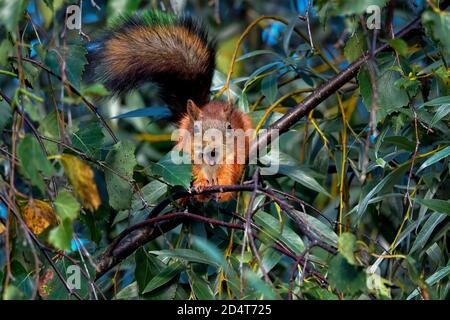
93;11;216;117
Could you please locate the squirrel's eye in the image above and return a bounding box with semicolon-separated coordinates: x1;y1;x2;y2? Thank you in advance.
193;124;200;133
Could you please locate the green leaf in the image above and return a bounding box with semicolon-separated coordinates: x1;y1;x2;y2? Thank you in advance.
48;220;73;251
344;32;365;63
38;111;61;155
415;198;450;215
3;285;25;300
383;136;416;152
115;282;139;300
135;248;164;294
132;180;168;210
152;151;192;189
105;140;136;210
359;67;410;115
261;74;278;104
54;191;80;221
107;0;142;25
388;39;408;57
244;270;277;299
417;146;450;173
0;95;12;132
150;249;219;267
321;0;387;16
187;270;215;300
407;263;450;300
253;211;305;255
410;213;447;254
238;91;249;113
328;254;367;294
143;262;184;294
71;122;105;158
277;165;331;197
338;233;357;265
17;134;54;192
0;0;27;34
45;45;87;90
430;104;450;128
422;10;450;54
80;83;110;98
292;209;338;246
357;164;409;219
0;38;14;66
419;96;450;108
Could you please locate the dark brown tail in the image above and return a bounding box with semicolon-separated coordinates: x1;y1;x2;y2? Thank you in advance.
93;11;216;117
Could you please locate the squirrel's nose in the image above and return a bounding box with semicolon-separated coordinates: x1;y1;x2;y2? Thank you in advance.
206;148;218;165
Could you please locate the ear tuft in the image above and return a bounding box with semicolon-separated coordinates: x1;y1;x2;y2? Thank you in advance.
223;103;233;117
187;99;201;120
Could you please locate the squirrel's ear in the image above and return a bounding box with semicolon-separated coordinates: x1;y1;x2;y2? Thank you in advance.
223;103;233;119
187;99;201;120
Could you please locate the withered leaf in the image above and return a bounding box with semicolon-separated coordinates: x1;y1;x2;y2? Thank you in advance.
38;268;54;298
60;154;101;212
21;199;57;235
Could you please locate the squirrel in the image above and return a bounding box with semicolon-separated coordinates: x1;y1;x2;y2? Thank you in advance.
93;11;253;202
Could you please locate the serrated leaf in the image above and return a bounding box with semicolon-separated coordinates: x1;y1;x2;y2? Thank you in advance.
105;141;136;210
38;111;61;155
359;67;410;115
388;39;408;57
71;122;105;158
45;45;87;89
17;134;54;192
48;220;73;251
344;32;365;63
54;191;80;222
328;254;367;294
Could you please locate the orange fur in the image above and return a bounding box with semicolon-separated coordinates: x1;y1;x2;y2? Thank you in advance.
177;100;253;202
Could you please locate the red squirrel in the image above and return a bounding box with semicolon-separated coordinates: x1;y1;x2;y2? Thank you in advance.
93;11;253;202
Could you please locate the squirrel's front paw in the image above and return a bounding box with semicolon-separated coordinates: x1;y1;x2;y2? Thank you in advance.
192;178;210;202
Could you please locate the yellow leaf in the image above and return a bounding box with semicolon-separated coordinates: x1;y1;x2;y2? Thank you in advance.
0;221;5;234
21;200;57;235
60;154;101;211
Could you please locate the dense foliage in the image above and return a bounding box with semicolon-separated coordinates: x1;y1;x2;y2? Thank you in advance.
0;0;449;300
